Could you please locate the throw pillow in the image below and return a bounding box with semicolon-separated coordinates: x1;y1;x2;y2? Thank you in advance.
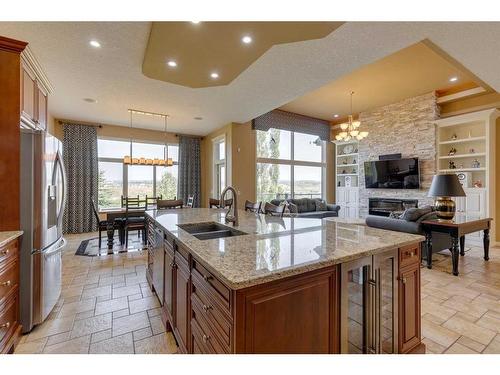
315;199;328;211
399;206;432;222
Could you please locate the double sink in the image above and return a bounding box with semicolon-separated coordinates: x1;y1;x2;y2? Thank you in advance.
177;222;248;240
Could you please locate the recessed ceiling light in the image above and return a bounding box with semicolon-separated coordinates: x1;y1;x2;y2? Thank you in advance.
210;72;219;79
242;35;252;44
83;98;97;103
449;76;458;82
194;116;203;120
333;114;339;118
89;40;101;48
191;21;201;24
167;60;177;67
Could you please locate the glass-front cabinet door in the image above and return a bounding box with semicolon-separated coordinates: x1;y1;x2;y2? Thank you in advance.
340;249;398;354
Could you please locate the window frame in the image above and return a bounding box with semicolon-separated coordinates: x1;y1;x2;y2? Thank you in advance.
212;135;227;198
256;130;326;201
97;137;179;210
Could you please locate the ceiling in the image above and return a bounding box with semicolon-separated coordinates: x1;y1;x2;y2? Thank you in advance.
143;22;343;88
280;41;483;121
0;22;499;135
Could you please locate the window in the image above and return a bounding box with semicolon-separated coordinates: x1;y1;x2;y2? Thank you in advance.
97;139;179;209
256;129;325;202
213;137;226;198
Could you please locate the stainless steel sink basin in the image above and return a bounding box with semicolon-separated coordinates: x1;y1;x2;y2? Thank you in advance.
177;222;247;240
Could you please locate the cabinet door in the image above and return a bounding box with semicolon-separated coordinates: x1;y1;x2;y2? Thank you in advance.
373;249;398;354
21;65;36;126
174;256;190;352
163;246;175;323
338;205;346;218
340;256;373;354
398;264;420;353
347;206;359;219
346;189;358;205
336;188;346;204
453;196;466;214
37;85;47;131
465;189;486;215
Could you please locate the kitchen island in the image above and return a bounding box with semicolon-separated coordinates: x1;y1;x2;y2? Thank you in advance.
145;208;424;354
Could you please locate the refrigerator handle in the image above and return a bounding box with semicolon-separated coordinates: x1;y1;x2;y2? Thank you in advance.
54;149;67;226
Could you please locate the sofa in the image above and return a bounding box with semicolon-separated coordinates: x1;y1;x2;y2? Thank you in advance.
365;205;452;259
269;198;340;219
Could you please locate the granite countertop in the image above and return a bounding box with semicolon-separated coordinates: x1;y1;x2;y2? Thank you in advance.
0;231;23;248
146;209;423;290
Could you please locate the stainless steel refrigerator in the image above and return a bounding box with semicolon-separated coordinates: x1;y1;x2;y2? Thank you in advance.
20;129;67;333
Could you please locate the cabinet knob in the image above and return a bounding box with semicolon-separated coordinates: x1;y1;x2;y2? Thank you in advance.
203;275;213;282
202;334;210;343
0;322;10;329
0;280;11;287
202;304;212;312
0;249;9;256
406;251;415;257
401;277;407;284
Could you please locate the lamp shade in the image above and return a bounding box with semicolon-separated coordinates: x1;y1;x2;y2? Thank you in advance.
427;174;466;197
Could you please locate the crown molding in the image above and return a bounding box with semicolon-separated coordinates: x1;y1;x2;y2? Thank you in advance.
0;35;27;54
21;46;54;94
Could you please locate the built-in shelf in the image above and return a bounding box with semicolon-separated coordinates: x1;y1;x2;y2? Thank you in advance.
438;153;486;160
438;167;486;173
337;163;358;167
439;136;486;145
336;153;358;158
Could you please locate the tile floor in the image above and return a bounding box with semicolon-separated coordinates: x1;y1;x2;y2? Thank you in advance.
14;232;178;354
14;233;500;354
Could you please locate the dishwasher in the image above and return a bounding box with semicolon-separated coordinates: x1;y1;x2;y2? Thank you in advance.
152;227;165;305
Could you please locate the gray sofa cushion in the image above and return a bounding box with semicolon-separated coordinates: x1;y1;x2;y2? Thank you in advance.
297;211;339;219
268;198;340;218
399;205;432;221
315;199;328;211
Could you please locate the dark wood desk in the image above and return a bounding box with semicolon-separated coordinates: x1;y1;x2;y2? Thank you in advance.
100;208;146;249
421;217;492;276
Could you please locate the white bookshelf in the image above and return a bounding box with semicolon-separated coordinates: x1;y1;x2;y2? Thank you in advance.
435;109;499;245
334;140;360;219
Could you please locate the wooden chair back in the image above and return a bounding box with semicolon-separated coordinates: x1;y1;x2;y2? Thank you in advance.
209;197;232;209
125;197;146;221
245;200;262;213
157;199;184;209
146;195;162;210
263;202;286;217
186;195;195;208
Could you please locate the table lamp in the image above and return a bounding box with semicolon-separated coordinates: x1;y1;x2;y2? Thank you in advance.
427;174;466;220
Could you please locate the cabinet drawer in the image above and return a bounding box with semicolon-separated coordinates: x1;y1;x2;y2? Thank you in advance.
191;319;217;354
191;259;230;308
191;283;232;349
0;292;18;347
0;259;19;306
0;240;18;268
399;244;420;269
191;306;228;354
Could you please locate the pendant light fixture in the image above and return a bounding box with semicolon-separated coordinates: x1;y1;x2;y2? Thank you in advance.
335;91;368;142
123;109;173;166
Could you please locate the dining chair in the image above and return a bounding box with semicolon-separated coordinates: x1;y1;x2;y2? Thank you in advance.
146;195;162;210
209;197;233;208
263;202;286;218
186;195;195;208
122;195;141;208
124;197;147;248
245;200;262;214
91;198;123;248
157;199;184;209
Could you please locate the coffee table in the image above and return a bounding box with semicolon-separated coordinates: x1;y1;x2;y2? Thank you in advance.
421;217;492;276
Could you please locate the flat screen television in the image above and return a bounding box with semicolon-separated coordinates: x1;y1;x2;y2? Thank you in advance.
364;158;420;189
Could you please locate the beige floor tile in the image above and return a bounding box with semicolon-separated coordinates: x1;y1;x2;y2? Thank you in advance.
91;329;112;344
134;333;177;354
149;315;166;335
422;338;446;354
147;308;162;318
81;285;112;300
89;332;134;354
45;331;71;346
421;298;456;320
442;295;488;318
70;313;112;339
112;284;141;299
422;313;447;325
14;337;48;354
422;317;460;347
483;335;500;354
129;296;160;315
26;316;75;342
476;312;500;333
113;308;130;319
112;311;150;337
43;335;91;354
457;336;486;353
133;327;153;342
58;298;96;318
95;296;129;316
443;315;496;345
445;342;478;354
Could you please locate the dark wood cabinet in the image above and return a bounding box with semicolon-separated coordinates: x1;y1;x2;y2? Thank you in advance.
174;251;190;353
36;84;47;131
163;243;175;327
20;58;49;131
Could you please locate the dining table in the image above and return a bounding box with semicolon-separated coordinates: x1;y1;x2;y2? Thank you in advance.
100;207;150;249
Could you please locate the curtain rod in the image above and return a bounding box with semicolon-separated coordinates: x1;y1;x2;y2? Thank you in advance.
58;120;102;128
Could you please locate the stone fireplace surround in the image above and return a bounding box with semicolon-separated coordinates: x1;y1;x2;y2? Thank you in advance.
357;92;439;217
